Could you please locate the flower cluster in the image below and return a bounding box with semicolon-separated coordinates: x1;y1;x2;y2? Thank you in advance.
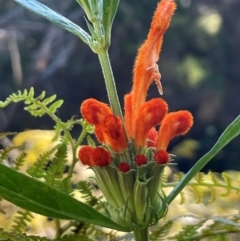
78;0;193;229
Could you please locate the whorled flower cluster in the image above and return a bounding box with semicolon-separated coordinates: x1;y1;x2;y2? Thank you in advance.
78;0;193;229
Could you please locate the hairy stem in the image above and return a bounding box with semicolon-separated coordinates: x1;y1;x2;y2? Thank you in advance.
97;49;123;120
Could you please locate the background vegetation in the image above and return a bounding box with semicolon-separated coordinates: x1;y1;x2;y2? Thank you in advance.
0;0;240;172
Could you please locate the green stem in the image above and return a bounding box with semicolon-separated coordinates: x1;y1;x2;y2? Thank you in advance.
133;229;149;241
54;219;61;238
67;122;89;179
97;49;123;119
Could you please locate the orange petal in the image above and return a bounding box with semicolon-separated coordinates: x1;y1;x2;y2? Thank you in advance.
124;92;133;138
146;127;158;147
94;126;106;143
156;110;193;150
92;147;112;167
134;98;168;148
81;98;112;125
131;0;176;134
78;146;95;167
103;114;127;152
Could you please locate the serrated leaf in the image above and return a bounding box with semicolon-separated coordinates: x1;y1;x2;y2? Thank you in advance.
49;99;64;113
13;0;91;46
28;87;34;98
41;95;56;106
0;163;129;232
36;90;46;100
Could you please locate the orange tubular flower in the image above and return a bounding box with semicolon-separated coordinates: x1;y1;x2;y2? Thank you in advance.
78;146;112;167
81;98;126;153
156;110;194;151
103;114;127;152
80;0;186;161
81;98;112;126
134;98;168;148
78;146;95;167
78;0;194;229
128;0;176;137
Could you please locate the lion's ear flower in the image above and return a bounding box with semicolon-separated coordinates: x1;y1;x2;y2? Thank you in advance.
129;0;176;138
133;98;168;148
78;146;112;167
81;98;112;126
78;0;194;230
156;110;194;151
81;98;127;153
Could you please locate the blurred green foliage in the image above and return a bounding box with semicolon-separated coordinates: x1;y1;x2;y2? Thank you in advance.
0;0;240;172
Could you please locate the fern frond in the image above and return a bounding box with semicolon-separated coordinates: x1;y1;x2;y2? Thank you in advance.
76;180;99;207
60;234;93;241
221;172;232;196
191;186;202;204
11;210;34;233
0;145;18;162
13;152;27;170
0;227;51;241
26;145;59;178
61;176;73;194
209;171;220;185
169;214;240;240
165;171;240;205
44;142;68;188
179;191;186;205
150;220;173;240
0;87;63;117
194;172;204;183
78;224;118;241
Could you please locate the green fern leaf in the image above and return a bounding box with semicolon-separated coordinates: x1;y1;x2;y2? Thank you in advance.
0;146;18;162
0;227;52;241
26;145;59;178
14;152;27;170
48;100;64;114
76;181;99;206
209;171;220;185
221;172;232;196
44;142;68;188
151;220;173;240
11;210;34;233
41;94;57;106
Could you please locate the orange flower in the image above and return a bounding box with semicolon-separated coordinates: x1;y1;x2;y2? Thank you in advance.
77;1;196;230
156;111;194;151
79;0;193;167
78;146;112;167
133;98;168;148
128;0;176;137
81;98;127;153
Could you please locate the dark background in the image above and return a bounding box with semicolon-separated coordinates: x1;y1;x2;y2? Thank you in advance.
0;0;239;172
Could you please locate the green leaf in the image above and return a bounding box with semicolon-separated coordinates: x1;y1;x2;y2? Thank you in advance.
102;0;120;47
49;99;64;113
0;163;129;232
13;0;91;45
167;115;240;205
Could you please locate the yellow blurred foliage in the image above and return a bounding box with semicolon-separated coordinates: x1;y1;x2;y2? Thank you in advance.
12;129;60;170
